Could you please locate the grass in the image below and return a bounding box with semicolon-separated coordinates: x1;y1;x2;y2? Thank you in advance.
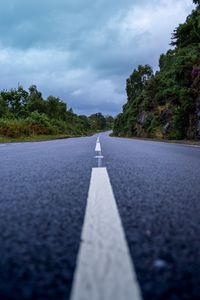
0;134;77;143
0;129;98;143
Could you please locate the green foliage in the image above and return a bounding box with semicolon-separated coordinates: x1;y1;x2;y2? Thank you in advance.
114;4;200;140
77;115;91;132
27;85;46;114
89;113;106;131
105;115;114;129
0;86;113;139
88;113;113;131
0;119;29;138
0;96;8;117
46;96;67;120
0;86;29;118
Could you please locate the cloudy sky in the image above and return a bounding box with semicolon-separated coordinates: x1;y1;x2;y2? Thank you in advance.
0;0;195;115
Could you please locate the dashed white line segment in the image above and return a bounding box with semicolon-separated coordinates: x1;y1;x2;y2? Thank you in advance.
70;164;142;300
95;141;101;152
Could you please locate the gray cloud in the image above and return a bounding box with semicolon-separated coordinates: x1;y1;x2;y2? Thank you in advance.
0;0;195;115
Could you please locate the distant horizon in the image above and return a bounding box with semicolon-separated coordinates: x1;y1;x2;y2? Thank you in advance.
0;0;194;116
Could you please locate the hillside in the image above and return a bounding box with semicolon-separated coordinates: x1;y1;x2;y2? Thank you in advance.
113;0;200;140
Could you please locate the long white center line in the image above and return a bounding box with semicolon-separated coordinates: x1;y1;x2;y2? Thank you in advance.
70;167;142;300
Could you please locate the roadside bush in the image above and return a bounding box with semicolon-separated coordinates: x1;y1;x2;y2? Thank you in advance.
26;112;56;135
0;115;56;138
0;119;29;137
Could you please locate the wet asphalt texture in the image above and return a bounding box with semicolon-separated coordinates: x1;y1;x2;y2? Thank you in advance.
0;132;200;300
0;137;94;300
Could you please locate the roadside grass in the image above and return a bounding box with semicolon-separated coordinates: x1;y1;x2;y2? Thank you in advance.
0;130;98;143
0;134;77;143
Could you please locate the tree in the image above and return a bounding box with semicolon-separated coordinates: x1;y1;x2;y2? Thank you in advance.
0;86;28;118
105;115;114;129
77;115;91;131
126;65;153;102
89;113;106;130
171;6;200;48
0;95;8;117
27;85;46;113
46;96;67;120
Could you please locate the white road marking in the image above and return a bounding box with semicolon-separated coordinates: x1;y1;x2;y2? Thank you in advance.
70;167;142;300
95;137;104;167
94;155;104;159
95;137;102;152
95;141;101;152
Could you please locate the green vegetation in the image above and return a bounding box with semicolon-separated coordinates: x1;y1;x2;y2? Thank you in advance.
0;134;75;143
113;0;200;140
0;85;114;141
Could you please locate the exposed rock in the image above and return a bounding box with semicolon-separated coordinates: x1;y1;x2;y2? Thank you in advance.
137;112;146;125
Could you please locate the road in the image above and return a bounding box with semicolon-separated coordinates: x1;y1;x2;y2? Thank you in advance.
0;132;200;300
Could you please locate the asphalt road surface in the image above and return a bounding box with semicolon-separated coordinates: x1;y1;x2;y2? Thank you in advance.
0;132;200;300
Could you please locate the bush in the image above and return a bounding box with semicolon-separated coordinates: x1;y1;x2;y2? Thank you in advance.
0;119;29;137
0;115;56;138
